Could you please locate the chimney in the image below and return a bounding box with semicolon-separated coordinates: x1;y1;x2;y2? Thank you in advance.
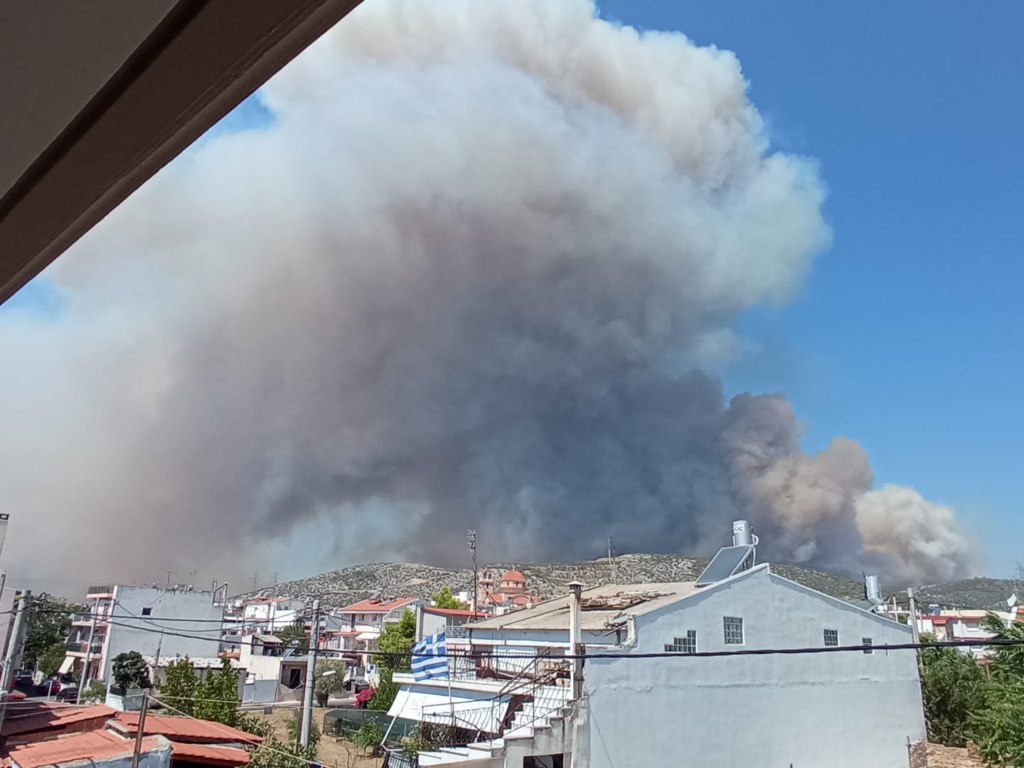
864;575;883;607
568;581;584;701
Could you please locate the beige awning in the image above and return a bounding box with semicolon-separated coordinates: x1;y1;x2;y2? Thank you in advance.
58;656;74;674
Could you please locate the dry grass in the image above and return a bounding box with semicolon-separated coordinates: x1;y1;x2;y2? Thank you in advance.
251;708;380;768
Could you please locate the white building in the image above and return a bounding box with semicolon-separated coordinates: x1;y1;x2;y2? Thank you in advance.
388;530;926;768
64;585;225;685
916;608;1015;658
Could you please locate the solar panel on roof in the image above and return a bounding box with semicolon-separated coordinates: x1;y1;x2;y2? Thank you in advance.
696;545;754;586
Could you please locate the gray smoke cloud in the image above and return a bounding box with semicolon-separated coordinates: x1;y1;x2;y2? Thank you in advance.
0;0;976;590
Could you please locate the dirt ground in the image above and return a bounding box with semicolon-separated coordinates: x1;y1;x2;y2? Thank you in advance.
251;708;380;768
922;743;985;768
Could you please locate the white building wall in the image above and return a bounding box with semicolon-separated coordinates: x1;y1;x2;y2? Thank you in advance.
103;586;223;684
584;569;926;768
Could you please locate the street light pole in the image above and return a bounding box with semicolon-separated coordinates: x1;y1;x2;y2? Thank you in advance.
467;530;477;613
300;599;320;747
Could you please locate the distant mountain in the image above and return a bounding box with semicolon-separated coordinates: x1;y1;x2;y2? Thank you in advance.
241;553;867;608
913;578;1018;612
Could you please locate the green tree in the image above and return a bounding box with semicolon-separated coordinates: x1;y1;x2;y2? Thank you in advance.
23;594;84;668
194;657;240;727
981;613;1024;676
351;721;384;756
285;710;321;751
112;651;151;690
972;675;1024;766
369;608;417;711
919;635;988;746
314;660;347;707
37;640;67;677
81;680;107;704
240;716;317;768
160;658;200;716
276;621;309;651
431;587;466;610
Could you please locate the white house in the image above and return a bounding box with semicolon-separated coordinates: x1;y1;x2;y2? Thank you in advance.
387;525;926;768
64;585;225;686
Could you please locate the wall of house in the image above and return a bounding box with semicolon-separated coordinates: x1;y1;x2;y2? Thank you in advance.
583;569;926;768
102;587;223;684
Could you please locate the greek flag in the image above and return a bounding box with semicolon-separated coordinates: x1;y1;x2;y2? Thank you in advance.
412;632;448;680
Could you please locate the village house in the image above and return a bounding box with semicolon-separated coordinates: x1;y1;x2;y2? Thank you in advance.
387;522;927;768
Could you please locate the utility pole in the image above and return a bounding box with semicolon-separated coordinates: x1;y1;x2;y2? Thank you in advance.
252;573;260;591
300;599;320;747
131;691;149;768
467;530;477;613
77;597;101;704
607;537;617;583
0;590;31;734
568;582;584;701
907;588;921;645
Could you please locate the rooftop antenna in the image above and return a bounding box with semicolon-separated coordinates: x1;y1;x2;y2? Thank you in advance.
607;536;618;583
467;530;478;613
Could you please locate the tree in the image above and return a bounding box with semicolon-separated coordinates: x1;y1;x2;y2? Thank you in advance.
194;657;240;727
981;613;1024;676
81;680;107;704
285;709;321;751
160;658;199;717
23;594;84;669
972;675;1024;766
431;587;466;610
919;635;988;746
314;660;347;707
351;721;384;756
240;715;317;768
276;621;309;651
112;651;151;690
38;640;67;677
369;608;417;712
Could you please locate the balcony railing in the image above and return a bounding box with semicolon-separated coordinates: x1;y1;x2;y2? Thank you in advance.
445;624;469;638
86;585;114;597
66;641;104;654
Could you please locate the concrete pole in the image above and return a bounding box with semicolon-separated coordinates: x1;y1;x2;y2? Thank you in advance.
907;588;921;645
568;582;583;701
0;590;31;734
77;597;101;704
131;691;149;768
300;599;320;747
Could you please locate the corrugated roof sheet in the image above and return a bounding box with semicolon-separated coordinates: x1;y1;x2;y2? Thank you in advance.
422;608;487;618
170;741;250;765
112;713;262;744
6;730;166;768
1;703;115;739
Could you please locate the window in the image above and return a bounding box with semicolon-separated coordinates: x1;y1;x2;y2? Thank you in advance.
723;616;744;645
862;637;873;655
524;757;563;768
665;630;697;654
824;629;839;647
141;607;152;616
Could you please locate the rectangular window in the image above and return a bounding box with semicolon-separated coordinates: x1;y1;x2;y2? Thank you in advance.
664;630;697;654
862;637;873;655
824;629;839;647
141;607;152;616
723;616;744;645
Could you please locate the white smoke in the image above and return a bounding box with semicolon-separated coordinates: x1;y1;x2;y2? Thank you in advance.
0;0;976;589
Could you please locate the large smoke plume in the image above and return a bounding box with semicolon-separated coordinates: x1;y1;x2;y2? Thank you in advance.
0;0;976;590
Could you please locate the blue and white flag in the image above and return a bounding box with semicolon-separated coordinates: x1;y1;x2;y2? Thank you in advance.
412;632;448;680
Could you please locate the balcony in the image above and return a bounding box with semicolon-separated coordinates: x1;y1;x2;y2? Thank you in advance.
445;624;469;638
66;641;104;656
86;585;114;598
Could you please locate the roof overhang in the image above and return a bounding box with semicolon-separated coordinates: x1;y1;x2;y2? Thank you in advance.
0;0;364;305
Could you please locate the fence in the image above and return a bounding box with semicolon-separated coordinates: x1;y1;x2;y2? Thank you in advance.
323;708;419;747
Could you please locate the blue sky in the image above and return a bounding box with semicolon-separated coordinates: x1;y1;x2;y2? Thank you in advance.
597;0;1024;575
6;2;1021;577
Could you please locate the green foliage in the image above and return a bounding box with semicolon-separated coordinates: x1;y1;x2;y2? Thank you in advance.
981;613;1024;676
314;660;347;707
81;680;107;704
367;669;399;712
920;636;988;746
431;587;466;610
38;640;67;677
352;721;384;756
194;657;240;727
277;621;309;651
112;651;151;690
285;709;320;752
973;675;1024;766
244;719;318;768
23;594;84;668
237;713;273;740
160;657;199;717
375;609;417;671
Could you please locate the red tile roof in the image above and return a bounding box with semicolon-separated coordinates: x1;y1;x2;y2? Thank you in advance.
501;570;526;583
6;730;165;768
170;741;250;766
112;713;262;744
1;703;115;740
338;596;416;613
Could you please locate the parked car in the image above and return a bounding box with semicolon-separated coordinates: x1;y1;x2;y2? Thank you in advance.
35;673;75;696
13;670;34;690
54;685;79;702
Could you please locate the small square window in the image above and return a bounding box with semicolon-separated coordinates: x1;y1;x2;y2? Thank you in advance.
664;630;697;654
142;607;152;616
723;616;744;645
862;637;873;655
824;629;839;647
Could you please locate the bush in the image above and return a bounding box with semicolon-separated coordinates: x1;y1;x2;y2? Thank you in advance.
81;680;107;704
920;640;988;746
285;710;321;753
351;721;384;756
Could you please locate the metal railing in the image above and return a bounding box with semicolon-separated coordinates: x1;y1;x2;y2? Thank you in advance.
86;585;113;596
65;641;104;654
445;624;469;638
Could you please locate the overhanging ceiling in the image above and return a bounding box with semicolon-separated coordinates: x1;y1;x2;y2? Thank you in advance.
0;0;364;306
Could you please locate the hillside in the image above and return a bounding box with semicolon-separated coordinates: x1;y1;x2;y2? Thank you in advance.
913;577;1017;612
243;553;867;608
